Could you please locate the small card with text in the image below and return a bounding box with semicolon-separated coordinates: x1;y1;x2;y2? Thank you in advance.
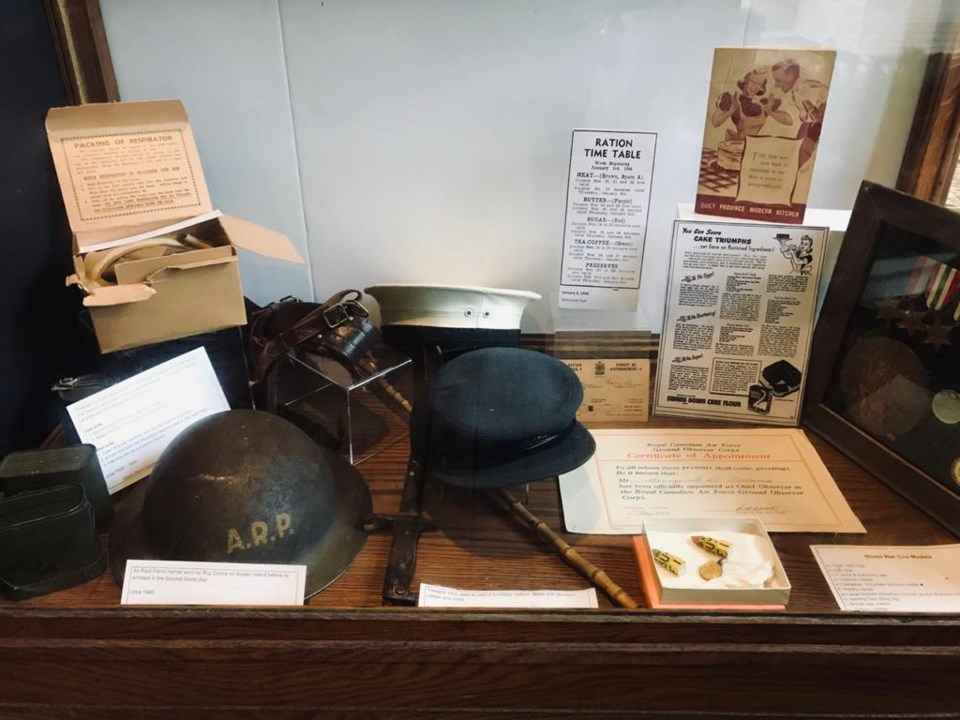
121;560;306;606
562;358;650;422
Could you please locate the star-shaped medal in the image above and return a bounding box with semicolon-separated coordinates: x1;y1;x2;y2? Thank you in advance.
897;309;926;336
922;315;956;349
874;298;901;323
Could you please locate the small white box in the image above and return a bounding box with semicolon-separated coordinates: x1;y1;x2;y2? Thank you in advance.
642;516;791;606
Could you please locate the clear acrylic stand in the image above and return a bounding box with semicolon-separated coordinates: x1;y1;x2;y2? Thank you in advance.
282;343;412;465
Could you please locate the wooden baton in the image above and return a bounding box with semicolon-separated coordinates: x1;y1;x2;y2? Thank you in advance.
488;487;640;610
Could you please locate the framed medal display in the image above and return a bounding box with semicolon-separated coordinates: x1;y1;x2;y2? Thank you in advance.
804;181;960;535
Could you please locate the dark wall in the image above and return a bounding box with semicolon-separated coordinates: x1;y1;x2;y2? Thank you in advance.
0;1;87;454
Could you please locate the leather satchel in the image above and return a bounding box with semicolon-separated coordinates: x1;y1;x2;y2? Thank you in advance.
247;290;381;415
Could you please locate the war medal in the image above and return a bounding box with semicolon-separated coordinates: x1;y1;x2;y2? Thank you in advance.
652;549;686;576
932;389;960;425
839;336;929;441
699;560;724;581
693;535;731;581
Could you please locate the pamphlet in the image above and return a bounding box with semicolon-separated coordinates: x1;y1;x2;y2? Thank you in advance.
66;347;230;493
559;428;864;534
695;47;836;224
417;583;598;609
811;545;960;612
121;560;306;606
559;129;657;311
653;220;827;425
80;210;222;254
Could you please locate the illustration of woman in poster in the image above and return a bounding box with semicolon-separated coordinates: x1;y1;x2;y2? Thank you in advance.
778;233;815;274
711;68;793;141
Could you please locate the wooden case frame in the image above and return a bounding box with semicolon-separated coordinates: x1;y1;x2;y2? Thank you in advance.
804;181;960;536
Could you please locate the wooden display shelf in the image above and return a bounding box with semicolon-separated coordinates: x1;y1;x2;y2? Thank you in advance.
1;343;959;717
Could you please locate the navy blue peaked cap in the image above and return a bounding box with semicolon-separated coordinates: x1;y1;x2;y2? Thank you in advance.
425;347;596;488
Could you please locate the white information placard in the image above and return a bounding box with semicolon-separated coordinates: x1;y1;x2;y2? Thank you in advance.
67;347;230;493
653;220;828;425
811;545;960;613
559;129;657;311
418;583;598;609
121;560;306;606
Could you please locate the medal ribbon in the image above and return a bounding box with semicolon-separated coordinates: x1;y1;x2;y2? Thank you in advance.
905;256;937;299
902;256;960;313
926;262;959;311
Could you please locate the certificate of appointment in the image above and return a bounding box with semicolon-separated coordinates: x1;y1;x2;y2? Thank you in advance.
559;428;864;534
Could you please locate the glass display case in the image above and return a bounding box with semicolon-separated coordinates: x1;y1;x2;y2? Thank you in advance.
7;2;960;716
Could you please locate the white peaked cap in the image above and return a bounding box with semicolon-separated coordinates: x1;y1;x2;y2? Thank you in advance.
364;284;541;330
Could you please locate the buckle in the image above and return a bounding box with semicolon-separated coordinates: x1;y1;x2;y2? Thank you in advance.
322;299;369;329
344;299;369;318
322;303;350;329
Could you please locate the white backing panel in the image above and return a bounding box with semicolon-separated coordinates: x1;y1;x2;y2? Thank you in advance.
100;0;951;330
100;0;314;305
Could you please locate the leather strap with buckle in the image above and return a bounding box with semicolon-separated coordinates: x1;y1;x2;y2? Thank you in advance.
248;290;381;415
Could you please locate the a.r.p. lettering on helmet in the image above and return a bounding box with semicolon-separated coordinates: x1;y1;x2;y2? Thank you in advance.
226;513;293;554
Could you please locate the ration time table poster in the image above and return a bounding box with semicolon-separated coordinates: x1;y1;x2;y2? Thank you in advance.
559;129;657;312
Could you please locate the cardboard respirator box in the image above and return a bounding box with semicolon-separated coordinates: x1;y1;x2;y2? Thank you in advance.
46;99;301;353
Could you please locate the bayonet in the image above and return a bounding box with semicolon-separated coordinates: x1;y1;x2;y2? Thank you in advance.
366;343;440;606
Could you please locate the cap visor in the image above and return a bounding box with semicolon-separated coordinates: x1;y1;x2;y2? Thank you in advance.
431;422;596;488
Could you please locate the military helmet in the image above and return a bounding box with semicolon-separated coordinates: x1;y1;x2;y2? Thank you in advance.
109;409;372;598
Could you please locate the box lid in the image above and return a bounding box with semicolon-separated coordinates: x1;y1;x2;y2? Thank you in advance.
219;215;303;263
46;100;213;252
